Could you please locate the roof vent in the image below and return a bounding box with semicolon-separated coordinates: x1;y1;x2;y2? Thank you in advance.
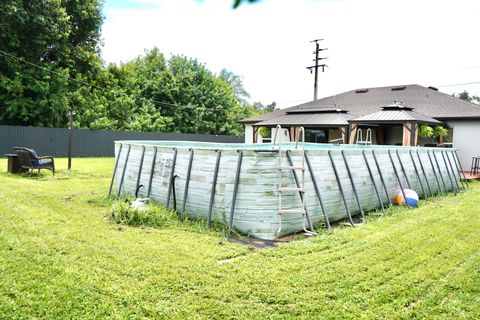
383;101;414;111
286;107;348;114
391;86;406;91
355;89;369;93
428;86;438;91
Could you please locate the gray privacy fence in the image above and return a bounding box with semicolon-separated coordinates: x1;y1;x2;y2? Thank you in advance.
0;125;243;157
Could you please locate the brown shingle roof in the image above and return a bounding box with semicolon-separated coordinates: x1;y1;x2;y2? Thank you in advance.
256;111;354;127
240;84;480;124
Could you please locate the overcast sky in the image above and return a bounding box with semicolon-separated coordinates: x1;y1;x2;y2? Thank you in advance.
101;0;480;108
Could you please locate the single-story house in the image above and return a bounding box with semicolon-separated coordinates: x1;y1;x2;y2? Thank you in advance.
239;84;480;170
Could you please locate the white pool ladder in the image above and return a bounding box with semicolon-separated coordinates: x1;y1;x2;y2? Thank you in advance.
273;125;314;236
356;128;372;146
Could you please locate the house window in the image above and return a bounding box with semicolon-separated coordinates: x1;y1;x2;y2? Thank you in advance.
305;129;329;143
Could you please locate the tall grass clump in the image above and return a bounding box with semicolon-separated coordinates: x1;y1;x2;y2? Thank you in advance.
109;201;178;228
108;200;230;235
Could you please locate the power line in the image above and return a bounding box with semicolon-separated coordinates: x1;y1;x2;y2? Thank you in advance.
0;49;196;109
436;80;480;88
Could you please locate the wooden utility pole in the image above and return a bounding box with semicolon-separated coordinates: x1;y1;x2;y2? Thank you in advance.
67;111;76;170
306;39;327;100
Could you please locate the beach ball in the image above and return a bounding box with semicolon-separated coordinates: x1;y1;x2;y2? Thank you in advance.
394;189;419;206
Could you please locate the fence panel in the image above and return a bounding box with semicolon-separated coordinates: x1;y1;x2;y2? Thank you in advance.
0;125;243;157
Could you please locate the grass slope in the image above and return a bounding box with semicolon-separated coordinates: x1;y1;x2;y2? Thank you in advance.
0;158;479;319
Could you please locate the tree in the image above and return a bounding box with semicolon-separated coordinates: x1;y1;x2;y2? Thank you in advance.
433;126;449;139
75;49;172;132
232;0;261;9
418;124;449;143
253;101;277;113
219;69;251;106
75;49;249;136
0;2;261;137
0;0;104;127
454;90;480;105
418;124;434;139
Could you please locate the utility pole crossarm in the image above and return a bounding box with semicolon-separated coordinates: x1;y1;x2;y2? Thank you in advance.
306;64;327;70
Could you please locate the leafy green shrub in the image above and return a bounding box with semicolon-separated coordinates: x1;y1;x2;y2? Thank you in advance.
109;201;178;228
418;124;434;138
259;127;271;139
108;200;230;236
433;126;449;138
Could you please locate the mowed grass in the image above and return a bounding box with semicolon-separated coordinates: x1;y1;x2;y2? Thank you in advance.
0;158;479;319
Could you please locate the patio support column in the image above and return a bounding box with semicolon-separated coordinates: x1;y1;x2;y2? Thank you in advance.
253;126;259;143
402;122;418;146
348;123;358;144
402;122;410;146
289;127;295;142
340;127;347;144
411;123;418;146
294;127;299;141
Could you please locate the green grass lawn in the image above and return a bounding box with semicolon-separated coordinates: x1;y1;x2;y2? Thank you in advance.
0;158;479;319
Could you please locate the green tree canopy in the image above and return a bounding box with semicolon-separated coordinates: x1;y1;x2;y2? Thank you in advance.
0;2;262;136
75;49;257;136
0;0;103;127
232;0;261;9
219;69;251;106
454;90;480;105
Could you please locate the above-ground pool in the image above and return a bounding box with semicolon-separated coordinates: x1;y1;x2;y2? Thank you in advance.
110;141;464;240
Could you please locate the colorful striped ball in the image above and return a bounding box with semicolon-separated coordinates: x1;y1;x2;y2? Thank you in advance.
394;188;419;206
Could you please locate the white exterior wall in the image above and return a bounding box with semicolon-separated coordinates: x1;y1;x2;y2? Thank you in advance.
244;125;289;144
446;120;480;170
244;124;253;144
270;127;290;143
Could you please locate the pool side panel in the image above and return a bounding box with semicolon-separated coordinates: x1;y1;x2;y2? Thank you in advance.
114;142;460;240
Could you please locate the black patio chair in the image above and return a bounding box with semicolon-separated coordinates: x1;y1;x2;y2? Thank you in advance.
471;156;480;175
13;147;55;175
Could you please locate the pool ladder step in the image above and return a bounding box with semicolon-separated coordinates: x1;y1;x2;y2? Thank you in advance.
279;187;304;192
278;165;304;171
273;125;314;236
356;128;372;146
278;209;305;214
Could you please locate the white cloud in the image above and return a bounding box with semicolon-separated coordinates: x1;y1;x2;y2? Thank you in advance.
101;0;480;108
